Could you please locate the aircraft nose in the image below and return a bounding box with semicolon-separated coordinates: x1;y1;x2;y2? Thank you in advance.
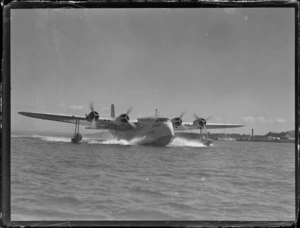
163;121;175;136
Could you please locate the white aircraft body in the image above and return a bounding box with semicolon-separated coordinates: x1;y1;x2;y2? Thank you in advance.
19;104;244;146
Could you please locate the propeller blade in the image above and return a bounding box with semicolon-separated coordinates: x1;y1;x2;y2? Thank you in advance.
126;107;133;115
194;114;213;121
179;111;186;119
91;118;97;129
128;121;137;129
205;115;214;121
90;102;94;112
194;113;200;120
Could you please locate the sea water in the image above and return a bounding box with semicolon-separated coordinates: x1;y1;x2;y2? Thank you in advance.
11;132;295;221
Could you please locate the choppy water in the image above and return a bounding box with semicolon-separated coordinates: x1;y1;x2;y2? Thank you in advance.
11;132;295;221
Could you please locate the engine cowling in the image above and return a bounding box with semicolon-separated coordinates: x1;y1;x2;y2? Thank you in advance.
86;111;99;122
193;118;206;128
171;117;183;127
117;113;130;124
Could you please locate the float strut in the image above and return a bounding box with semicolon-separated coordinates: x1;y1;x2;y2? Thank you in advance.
72;119;82;143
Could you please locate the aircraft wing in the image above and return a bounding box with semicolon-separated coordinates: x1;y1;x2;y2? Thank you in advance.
19;112;90;125
18;112;137;131
206;123;245;129
174;122;244;131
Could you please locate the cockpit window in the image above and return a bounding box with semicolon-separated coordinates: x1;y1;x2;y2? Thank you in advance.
156;118;169;123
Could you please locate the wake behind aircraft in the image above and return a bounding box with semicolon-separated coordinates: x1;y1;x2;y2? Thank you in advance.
19;104;244;146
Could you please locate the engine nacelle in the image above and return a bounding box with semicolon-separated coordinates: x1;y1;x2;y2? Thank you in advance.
193;118;206;129
171;117;183;127
117;114;130;124
86;111;99;122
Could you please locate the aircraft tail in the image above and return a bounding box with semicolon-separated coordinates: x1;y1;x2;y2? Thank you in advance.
111;104;115;118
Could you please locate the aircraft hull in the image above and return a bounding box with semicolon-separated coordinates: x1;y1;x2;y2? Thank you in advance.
111;120;175;146
144;135;174;146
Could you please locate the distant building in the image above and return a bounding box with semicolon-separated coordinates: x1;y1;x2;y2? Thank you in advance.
237;136;251;141
267;136;274;141
253;135;268;141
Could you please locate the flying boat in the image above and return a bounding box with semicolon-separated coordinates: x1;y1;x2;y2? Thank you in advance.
19;104;244;146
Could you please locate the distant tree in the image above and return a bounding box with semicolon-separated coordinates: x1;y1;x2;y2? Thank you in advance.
266;132;287;137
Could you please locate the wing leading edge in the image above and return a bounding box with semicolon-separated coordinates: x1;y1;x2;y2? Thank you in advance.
19;111;244;132
18;111;137;131
174;122;244;131
18;112;89;125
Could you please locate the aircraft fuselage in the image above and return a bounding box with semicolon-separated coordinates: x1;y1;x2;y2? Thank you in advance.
110;117;175;146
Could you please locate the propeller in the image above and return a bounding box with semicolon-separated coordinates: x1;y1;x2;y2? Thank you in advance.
171;111;186;128
86;102;99;128
193;114;213;129
126;107;137;129
193;114;214;144
117;107;136;128
194;114;213;121
90;102;96;129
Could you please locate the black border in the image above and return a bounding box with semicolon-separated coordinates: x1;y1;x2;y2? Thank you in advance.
296;0;299;224
2;1;298;227
2;1;11;226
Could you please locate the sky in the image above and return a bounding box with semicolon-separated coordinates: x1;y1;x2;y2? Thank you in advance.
11;8;295;135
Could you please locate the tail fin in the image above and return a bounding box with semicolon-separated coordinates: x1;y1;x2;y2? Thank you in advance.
111;104;115;118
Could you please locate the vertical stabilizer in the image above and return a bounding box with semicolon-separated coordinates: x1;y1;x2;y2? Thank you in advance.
111;104;115;118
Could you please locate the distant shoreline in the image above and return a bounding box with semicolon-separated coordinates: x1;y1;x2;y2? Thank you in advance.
11;130;74;137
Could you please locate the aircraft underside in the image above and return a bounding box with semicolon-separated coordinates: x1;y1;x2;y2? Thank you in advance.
109;121;175;146
111;131;174;146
